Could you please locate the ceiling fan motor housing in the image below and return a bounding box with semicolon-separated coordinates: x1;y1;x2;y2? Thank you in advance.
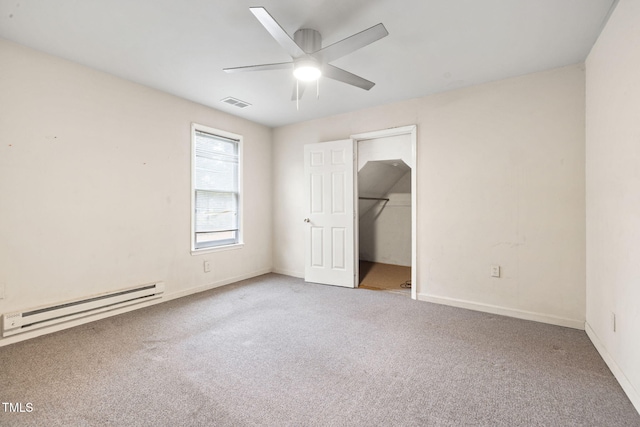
294;28;321;54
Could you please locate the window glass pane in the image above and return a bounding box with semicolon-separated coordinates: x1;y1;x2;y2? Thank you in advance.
195;191;238;232
195;131;237;157
196;231;237;248
195;132;238;193
195;159;237;192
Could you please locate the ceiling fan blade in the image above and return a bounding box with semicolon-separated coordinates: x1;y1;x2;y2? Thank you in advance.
223;62;292;73
250;7;306;59
322;64;375;90
313;23;388;64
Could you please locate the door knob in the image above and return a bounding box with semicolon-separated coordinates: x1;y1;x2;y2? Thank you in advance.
304;218;310;223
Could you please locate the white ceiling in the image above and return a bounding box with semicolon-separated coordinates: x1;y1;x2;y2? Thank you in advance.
0;0;616;128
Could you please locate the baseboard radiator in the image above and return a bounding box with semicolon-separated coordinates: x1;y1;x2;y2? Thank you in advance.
2;282;165;337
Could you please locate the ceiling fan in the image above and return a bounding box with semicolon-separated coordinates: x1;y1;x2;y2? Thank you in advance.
223;7;389;101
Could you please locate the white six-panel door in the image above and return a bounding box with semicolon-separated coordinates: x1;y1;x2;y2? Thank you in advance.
304;140;355;288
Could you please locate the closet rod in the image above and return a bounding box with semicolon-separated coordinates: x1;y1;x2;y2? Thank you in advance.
359;197;389;201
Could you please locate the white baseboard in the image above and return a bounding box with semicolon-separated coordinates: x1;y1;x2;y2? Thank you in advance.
0;268;271;348
585;322;640;415
418;293;585;330
271;267;304;278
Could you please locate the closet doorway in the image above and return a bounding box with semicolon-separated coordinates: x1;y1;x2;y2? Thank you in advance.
352;126;417;299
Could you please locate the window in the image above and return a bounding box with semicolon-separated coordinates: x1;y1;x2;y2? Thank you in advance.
191;124;242;251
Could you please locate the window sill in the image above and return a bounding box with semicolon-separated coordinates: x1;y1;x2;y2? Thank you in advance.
191;243;244;255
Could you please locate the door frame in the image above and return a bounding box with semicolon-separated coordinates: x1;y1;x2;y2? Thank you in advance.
351;125;417;300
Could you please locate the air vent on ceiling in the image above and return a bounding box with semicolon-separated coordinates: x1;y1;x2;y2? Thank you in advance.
221;97;251;109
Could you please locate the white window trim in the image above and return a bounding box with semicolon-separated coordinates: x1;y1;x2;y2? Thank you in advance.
190;123;244;254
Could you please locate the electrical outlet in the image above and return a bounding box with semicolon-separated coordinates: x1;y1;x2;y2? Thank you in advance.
203;261;211;273
490;265;501;278
611;312;616;332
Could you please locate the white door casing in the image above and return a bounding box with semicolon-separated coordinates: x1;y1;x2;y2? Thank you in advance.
304;140;355;288
352;125;417;300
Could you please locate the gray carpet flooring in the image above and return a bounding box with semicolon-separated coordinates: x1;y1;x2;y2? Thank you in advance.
1;273;638;426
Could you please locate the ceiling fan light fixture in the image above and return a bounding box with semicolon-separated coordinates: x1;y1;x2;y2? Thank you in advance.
293;61;321;82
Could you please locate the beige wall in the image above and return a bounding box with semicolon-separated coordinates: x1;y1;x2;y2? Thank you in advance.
585;0;640;412
0;39;273;344
273;64;586;328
